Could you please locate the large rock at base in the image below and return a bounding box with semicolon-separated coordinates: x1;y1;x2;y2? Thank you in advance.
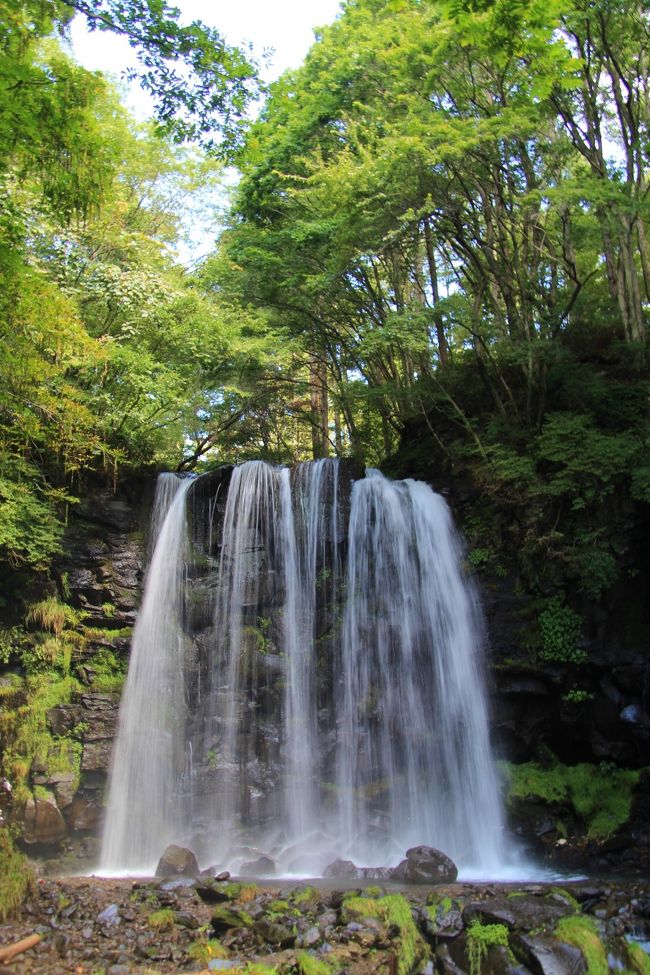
22;796;67;844
324;859;359;879
155;844;200;878
240;855;276;876
392;845;458;883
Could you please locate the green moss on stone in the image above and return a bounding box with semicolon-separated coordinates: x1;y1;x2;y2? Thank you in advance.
555;915;608;975
0;829;34;921
504;760;640;838
626;942;650;975
296;952;335;975
148;907;175;930
341;894;427;975
466;920;510;975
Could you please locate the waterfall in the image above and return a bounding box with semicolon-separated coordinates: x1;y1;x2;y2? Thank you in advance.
101;474;193;873
335;470;504;874
101;460;506;877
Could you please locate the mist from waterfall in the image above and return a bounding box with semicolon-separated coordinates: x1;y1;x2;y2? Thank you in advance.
101;460;507;877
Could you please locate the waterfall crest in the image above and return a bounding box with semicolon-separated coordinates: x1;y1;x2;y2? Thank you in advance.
101;461;506;877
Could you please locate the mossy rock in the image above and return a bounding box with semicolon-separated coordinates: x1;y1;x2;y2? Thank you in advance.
554;915;608;975
338;894;428;975
289;885;321;909
211;905;254;933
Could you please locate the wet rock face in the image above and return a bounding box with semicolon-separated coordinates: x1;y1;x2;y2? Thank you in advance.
480;570;650;770
13;476;150;860
22;796;67;844
58;474;150;632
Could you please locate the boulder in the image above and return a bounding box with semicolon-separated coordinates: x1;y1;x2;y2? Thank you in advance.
515;933;586;975
464;896;573;932
240;854;276;876
392;845;458;883
324;858;359;879
22;796;67;844
211;905;254;933
155;844;200;878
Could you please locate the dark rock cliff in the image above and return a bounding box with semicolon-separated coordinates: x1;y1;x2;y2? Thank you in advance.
14;465;649;872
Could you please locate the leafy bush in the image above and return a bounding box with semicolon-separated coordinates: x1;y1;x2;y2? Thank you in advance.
537;598;585;664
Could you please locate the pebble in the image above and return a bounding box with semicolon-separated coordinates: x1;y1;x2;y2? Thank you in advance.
96;904;120;926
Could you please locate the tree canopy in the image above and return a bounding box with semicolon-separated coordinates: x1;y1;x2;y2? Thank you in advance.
0;0;649;613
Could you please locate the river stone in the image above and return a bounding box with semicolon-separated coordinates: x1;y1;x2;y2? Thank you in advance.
421;901;464;939
464;896;573;931
196;880;232;903
155;844;200;877
22;796;67;844
392;845;458;883
97;904;120;926
254;918;296;947
515;933;586;975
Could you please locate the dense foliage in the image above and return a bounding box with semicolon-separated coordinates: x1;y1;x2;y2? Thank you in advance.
205;0;650;625
0;1;269;580
0;0;647;645
0;0;647;656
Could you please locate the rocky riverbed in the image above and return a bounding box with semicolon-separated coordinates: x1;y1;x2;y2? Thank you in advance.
1;873;649;975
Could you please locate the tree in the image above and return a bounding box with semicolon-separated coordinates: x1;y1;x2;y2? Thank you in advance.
0;1;260;158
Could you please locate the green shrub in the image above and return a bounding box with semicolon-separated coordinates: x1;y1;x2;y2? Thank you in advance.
538;598;585;664
25;597;82;636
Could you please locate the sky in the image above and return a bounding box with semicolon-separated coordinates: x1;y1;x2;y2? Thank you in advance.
70;0;343;117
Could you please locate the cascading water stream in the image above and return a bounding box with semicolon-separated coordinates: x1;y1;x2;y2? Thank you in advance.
335;470;504;875
101;474;193;873
101;460;508;877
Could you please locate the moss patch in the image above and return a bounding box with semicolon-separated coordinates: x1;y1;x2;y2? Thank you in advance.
466;920;510;975
187;938;229;964
148;907;175;930
555;915;607;975
296;953;336;975
1;672;82;803
0;828;34;921
504;759;640;838
340;894;428;975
